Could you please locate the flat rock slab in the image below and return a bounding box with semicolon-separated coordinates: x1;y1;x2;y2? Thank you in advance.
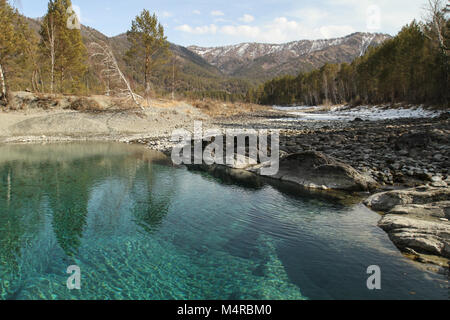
271;151;379;192
379;215;450;259
389;201;450;220
366;185;450;262
364;186;450;212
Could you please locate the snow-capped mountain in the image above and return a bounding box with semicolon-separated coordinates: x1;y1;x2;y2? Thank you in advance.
188;32;391;78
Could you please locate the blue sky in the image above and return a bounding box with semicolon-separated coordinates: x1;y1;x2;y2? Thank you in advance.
18;0;426;47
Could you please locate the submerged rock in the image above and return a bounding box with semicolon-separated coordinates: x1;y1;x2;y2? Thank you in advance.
272;151;378;192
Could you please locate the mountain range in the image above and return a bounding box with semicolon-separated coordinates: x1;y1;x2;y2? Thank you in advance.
188;32;391;79
24;17;391;96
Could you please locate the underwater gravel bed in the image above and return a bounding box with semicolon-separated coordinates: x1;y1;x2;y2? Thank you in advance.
0;142;448;300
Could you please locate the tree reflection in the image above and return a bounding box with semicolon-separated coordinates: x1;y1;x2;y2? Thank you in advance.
0;143;176;271
131;160;176;235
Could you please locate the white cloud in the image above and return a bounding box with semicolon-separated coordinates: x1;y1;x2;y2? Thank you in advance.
221;25;260;38
239;14;255;23
176;16;355;43
290;7;329;25
322;0;424;34
173;0;426;46
175;24;218;35
211;10;225;17
193;10;201;15
214;18;227;23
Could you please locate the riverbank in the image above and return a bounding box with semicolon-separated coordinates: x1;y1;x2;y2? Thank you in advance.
1;92;449;269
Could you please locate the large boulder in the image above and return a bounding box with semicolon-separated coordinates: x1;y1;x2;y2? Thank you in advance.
365;185;450;263
389;201;450;220
378;215;450;259
272;151;378;192
364;186;450;212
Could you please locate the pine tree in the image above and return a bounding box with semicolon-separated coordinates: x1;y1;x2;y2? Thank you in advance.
0;0;29;105
39;0;87;94
125;10;170;102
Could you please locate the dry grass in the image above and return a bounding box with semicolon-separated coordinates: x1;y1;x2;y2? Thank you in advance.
140;98;181;109
66;97;103;112
188;99;268;117
6;92;269;119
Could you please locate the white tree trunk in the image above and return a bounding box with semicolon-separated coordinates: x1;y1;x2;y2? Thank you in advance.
0;63;6;103
50;46;55;94
45;17;56;94
88;40;143;109
172;60;175;100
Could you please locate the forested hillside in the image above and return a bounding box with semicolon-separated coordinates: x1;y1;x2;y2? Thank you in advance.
1;0;253;103
189;33;391;79
1;0;448;106
249;9;449;107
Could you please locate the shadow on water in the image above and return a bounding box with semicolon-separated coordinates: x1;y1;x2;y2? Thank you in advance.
186;164;358;207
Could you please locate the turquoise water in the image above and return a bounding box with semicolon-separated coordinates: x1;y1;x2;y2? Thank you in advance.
0;143;448;300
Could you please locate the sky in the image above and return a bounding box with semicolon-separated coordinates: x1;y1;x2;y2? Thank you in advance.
17;0;427;47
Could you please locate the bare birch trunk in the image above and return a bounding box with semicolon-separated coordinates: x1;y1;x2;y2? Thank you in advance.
45;17;56;94
0;63;6;104
88;40;143;109
172;59;176;100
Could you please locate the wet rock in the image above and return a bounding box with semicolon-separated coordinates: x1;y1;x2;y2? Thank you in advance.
366;185;450;262
364;186;450;212
389;201;450;220
272;151;379;192
378;215;450;259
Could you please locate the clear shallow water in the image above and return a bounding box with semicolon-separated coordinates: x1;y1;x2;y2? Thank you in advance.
0;143;448;300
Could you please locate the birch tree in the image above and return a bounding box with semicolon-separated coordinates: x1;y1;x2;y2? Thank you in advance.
170;56;182;100
423;0;448;55
88;39;143;108
39;0;87;94
0;0;29;105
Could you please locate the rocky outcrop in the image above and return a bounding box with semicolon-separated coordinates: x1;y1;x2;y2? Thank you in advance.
389;201;450;219
365;186;450;263
364;186;450;212
211;149;378;192
378;215;450;259
270;152;378;192
180;133;378;193
275;116;450;188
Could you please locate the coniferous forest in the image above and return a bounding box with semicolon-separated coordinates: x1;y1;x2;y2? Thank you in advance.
247;11;449;107
0;0;449;107
0;0;252;105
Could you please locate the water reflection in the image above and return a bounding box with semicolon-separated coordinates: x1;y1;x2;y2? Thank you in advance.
0;143;447;300
0;143;174;273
